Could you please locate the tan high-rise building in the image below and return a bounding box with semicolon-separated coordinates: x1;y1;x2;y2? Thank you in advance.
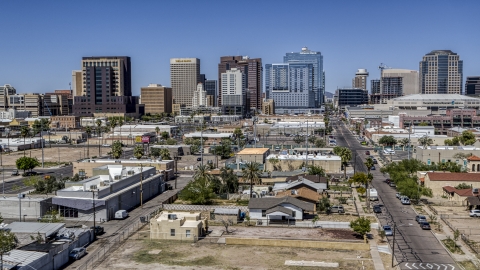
170;58;200;107
140;84;173;114
72;70;82;97
419;50;463;94
352;69;369;90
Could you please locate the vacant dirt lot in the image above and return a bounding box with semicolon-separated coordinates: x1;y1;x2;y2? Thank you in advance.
208;225;360;241
443;217;480;242
96;238;374;270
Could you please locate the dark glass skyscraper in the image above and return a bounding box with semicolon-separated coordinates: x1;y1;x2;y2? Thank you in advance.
465;77;480;96
205;80;217;106
284;47;324;107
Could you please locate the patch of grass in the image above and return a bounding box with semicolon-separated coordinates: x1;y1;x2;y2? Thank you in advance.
235;200;249;206
441;238;464;254
458;260;478;270
175;255;218;266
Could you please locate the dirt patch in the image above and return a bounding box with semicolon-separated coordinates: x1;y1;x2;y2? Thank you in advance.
96;238;374;270
210;226;359;241
2;146;99;166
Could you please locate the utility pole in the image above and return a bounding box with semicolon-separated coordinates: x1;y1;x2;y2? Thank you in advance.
140;164;144;207
41;121;44;168
92;190;96;240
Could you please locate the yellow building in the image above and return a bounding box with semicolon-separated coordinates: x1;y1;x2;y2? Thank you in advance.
262;99;275;115
150;211;206;241
236;148;271;165
140;84;173;114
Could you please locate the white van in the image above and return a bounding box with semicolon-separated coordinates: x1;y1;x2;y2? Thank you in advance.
115;210;128;219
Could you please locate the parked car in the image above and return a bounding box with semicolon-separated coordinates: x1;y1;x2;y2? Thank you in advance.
365;151;370;155
328;205;345;214
197;157;202;161
372;158;378;164
11;170;19;176
373;205;382;213
370;166;376;170
389;182;396;188
23;171;37;176
395;192;402;198
416;215;427;223
383;225;393;236
69;247;86;260
102;144;111;147
469;210;480;217
91;226;104;235
420;222;431;230
401;198;411;205
383;149;395;155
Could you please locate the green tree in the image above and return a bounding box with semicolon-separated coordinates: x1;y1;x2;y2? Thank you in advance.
85;126;92;158
159;148;171;160
96;119;103;156
179;176;215;204
307;164;326;177
242;162;262;198
333;146;352;179
349;217;371;240
160;131;170;140
293;135;304;145
378;135;397;147
459;130;476;145
219;167;239;193
356;187;366;195
16;156;40;173
399;138;410;147
317;196;331;213
194;164;214;182
117;118;124;143
155;126;160;139
418;135;433;147
308;136;317;144
212;138;233;159
133;145;144;159
109;118;117;141
150;148;161;159
364;157;375;211
0;230;18;269
111;140;123;159
20;126;31;156
166;138;177;145
38;209;63;223
314;138;326;148
455;183;471;189
418;122;429;126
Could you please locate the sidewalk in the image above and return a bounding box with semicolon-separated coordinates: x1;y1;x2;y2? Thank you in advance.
421;205;480;267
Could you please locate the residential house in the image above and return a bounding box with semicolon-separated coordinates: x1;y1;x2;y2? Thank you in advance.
150;211;206;241
248;197;315;223
423;172;480;199
467;155;480;172
442;186;478;206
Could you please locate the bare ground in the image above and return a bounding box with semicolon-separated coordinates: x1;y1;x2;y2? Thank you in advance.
2;146;103;166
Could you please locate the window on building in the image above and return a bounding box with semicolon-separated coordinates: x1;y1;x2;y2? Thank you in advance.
262;210;266;217
186;230;191;237
170;229;175;236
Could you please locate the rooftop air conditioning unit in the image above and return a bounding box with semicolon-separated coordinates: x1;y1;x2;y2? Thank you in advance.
127;170;134;175
114;175;121;180
167;214;177;220
89;185;97;190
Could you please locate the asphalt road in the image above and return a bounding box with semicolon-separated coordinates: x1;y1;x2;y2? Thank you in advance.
333;118;458;270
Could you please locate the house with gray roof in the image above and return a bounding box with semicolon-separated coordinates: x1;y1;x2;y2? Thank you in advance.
248;197;315;222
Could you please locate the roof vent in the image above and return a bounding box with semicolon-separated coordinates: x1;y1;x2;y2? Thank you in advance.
168;214;177;220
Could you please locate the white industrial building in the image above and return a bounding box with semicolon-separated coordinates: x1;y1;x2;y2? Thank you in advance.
53;165;166;222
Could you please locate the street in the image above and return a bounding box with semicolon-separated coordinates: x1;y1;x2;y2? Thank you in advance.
333;118;458;270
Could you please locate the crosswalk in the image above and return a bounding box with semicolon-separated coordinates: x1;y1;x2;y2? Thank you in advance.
402;262;456;270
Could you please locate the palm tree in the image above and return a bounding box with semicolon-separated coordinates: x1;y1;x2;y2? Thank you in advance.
418;135;433;148
133;145;144;159
155;126;160;141
159;148;171;160
85;126;92;158
20;126;30;157
333;146;352;179
194;164;213;182
96;119;102;156
364;157;375;211
242;162;262;198
109;118;117;142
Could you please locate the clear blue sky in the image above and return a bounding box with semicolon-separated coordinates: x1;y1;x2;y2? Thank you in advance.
1;0;479;96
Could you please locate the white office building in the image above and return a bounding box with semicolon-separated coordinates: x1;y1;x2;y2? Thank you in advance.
192;83;208;108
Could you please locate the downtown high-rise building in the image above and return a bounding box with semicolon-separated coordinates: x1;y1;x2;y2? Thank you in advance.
204;80;217;106
265;63;315;112
352;69;369;90
218;56;262;113
170;58;200;107
72;56;140;116
370;69;419;104
221;68;246;115
284;47;324;107
419;50;463;94
465;76;480;96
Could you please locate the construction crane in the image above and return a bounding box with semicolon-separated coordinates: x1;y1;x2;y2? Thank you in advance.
378;63;392;73
44;98;52;116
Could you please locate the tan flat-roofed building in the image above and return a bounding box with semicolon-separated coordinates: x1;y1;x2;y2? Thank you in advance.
141;84;172;114
170;58;200;107
50;116;80;129
150;211;206;241
237;148;271;165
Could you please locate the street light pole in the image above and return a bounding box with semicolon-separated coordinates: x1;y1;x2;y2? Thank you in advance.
92;190;96;240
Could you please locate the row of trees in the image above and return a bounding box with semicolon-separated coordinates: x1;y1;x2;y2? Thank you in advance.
444;130;476;146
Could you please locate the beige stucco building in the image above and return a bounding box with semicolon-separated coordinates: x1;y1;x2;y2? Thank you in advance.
265;154;341;173
236;148;271;165
423;172;480;199
415;146;480;165
150;211;206;241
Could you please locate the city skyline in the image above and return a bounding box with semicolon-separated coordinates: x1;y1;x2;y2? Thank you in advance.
0;1;479;96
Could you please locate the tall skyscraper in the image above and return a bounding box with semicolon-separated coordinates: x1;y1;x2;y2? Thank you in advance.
352;69;369;90
204;80;217;106
465;76;480;96
218;56;262;112
170;58;200;107
419;50;463;94
221;68;246;115
71;70;82;97
265;63;315;112
73;56;139;116
192;83;208;108
370;69;419;104
371;79;380;95
284;47;323;107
